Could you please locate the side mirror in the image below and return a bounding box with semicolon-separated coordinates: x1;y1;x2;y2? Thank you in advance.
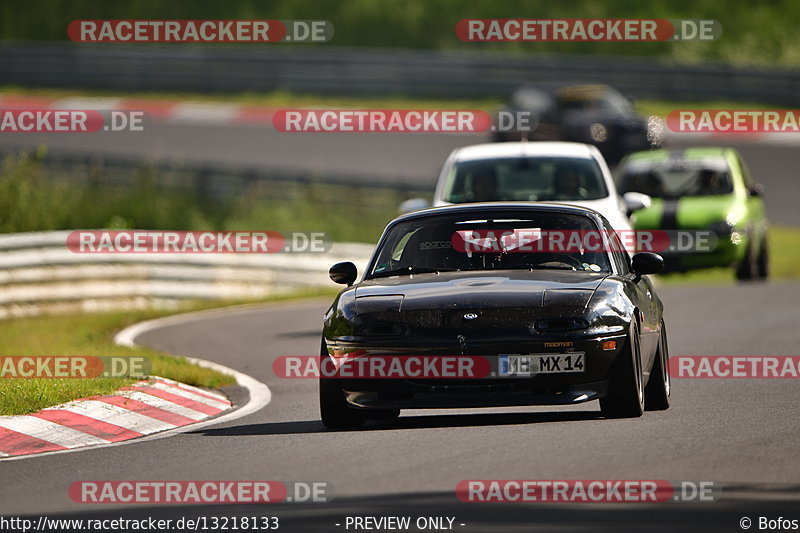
631;252;664;280
748;183;764;197
623;192;652;216
398;198;431;215
329;262;358;286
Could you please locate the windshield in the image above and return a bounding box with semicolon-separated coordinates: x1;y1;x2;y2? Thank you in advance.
367;211;613;278
556;86;633;115
442;157;609;203
619;160;734;198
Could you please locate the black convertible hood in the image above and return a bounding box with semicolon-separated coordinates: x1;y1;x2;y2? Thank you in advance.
355;270;606;312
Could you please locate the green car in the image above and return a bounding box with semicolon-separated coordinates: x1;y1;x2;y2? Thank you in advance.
616;147;768;279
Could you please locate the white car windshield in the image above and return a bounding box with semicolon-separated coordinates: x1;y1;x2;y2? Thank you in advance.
442;157;609;203
619;159;734;198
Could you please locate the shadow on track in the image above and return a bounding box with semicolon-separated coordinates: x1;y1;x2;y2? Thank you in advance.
189;409;602;437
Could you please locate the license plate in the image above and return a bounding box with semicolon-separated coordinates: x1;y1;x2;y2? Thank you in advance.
498;353;585;376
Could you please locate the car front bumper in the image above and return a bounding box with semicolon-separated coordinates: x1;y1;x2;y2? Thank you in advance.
659;237;745;272
324;333;626;410
344;379;610;409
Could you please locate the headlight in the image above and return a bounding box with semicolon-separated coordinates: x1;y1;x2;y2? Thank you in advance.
584;290;630;335
709;220;734;238
590;123;608;142
646;116;665;146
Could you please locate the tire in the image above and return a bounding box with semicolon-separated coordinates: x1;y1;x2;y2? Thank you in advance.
756;234;769;280
644;320;671;411
367;409;401;420
735;240;758;281
600;321;645;419
319;339;365;429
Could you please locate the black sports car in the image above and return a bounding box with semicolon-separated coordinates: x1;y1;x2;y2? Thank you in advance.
321;203;670;428
491;84;663;165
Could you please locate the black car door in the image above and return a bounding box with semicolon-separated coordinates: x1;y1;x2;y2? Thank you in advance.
607;224;660;368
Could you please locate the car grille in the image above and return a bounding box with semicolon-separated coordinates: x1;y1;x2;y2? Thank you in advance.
401;307;540;332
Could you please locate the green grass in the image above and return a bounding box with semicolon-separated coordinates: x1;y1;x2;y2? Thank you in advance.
660;225;800;284
0;288;339;415
3;0;800;66
634;99;782;119
0;150;416;244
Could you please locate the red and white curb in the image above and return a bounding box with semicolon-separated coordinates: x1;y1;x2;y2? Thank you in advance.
0;377;231;457
0;303;275;461
3;93;800;144
0;94;279;127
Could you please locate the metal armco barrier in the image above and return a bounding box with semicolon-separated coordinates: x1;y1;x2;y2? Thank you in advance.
2;43;800;105
0;231;373;319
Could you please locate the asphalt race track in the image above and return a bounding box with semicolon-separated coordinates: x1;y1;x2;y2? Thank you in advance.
1;281;799;531
1;125;799;532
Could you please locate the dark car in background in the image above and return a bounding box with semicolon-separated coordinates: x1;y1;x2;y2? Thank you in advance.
616;147;768;279
491;84;663;165
321;203;670;429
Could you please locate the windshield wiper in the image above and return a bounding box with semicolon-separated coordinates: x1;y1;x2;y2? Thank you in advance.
369;266;459;279
527;264;578;270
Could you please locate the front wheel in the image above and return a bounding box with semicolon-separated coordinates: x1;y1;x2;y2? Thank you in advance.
319;339;365;429
735;240;758;281
600;322;644;419
644;320;671;411
756;234;769;280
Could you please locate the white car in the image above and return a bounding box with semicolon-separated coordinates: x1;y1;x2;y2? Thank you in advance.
401;142;650;233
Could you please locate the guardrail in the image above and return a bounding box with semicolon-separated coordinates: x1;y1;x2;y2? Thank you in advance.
3;43;800;105
12;150;431;196
0;231;373;319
